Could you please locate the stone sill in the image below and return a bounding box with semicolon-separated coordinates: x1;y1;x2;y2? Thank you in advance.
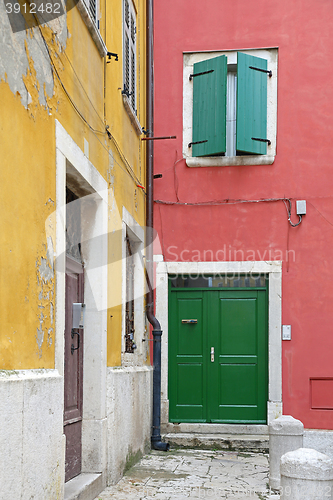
122;95;142;135
186;155;275;167
0;368;61;380
77;0;107;58
107;365;153;374
121;351;147;367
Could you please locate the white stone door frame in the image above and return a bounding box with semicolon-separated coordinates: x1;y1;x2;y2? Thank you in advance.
155;259;282;427
55;120;108;477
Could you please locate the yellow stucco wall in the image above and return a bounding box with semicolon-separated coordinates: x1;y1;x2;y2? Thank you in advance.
0;85;57;368
105;0;147;366
0;0;147;369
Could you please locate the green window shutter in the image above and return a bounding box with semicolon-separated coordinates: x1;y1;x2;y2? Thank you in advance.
192;55;227;157
236;52;268;155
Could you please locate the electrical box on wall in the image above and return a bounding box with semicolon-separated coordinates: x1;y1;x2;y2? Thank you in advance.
296;200;306;215
282;325;291;340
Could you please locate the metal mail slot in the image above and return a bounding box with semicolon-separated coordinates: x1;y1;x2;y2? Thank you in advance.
181;319;198;324
73;303;86;329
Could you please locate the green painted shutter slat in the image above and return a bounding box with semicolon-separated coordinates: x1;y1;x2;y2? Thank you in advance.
192;55;227;157
236;52;268;155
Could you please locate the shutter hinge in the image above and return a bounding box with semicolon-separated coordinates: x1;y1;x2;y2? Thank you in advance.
249;66;272;78
252;137;271;146
188;140;208;148
189;69;214;81
122;85;133;97
107;52;119;62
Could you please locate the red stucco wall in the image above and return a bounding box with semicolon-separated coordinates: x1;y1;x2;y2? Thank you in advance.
153;0;333;429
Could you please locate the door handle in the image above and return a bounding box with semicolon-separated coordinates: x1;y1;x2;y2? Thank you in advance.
71;329;80;355
210;347;214;362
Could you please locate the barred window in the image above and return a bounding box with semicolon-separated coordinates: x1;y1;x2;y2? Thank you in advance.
83;0;99;26
123;0;136;113
125;233;135;353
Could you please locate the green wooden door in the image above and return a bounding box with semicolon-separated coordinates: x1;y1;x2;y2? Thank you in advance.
169;288;267;423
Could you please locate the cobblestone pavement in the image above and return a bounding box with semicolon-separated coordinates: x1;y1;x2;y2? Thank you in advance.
95;449;280;500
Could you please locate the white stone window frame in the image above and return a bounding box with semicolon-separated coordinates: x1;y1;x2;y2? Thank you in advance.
121;207;145;365
77;0;107;58
183;48;278;167
154;258;282;429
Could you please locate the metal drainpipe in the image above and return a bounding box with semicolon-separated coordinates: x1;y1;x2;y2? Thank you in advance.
146;0;169;452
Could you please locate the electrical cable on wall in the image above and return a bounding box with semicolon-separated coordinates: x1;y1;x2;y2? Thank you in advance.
283;199;302;227
155;196;306;227
155;172;305;229
31;21;145;189
155;196;287;207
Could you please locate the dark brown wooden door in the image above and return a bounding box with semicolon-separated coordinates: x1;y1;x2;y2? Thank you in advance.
64;258;84;482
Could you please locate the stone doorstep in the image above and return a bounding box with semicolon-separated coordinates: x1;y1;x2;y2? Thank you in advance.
162;433;269;453
64;473;105;500
162;422;269;435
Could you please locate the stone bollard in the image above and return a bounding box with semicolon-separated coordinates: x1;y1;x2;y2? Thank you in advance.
269;415;304;489
280;448;333;500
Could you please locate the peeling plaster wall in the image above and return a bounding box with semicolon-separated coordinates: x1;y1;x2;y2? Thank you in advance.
0;8;66;369
0;0;150;495
0;0;148;372
36;236;55;357
0;0;106;370
0;0;67;108
0;124;58;369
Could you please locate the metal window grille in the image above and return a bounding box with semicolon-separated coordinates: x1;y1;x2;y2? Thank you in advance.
125;0;129;27
125;34;130;92
125;234;135;353
83;0;98;25
123;0;136;114
66;187;83;263
89;0;96;23
130;47;135;110
130;13;135;42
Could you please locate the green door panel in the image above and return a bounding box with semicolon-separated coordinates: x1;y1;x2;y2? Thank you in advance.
176;363;204;420
169;291;207;422
169;286;267;424
220;298;257;354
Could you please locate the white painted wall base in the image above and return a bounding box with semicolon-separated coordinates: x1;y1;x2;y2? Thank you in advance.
0;370;64;500
304;429;333;460
106;366;153;485
82;418;108;473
